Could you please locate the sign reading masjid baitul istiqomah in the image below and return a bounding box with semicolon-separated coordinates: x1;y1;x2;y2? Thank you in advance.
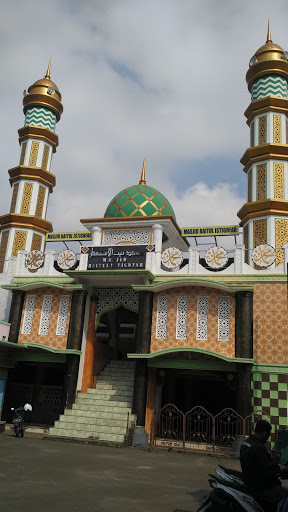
84;245;151;270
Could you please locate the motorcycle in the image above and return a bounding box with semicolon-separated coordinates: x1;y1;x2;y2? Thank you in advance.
197;464;288;512
10;403;32;438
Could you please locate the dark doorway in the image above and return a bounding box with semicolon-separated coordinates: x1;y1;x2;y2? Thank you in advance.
96;306;138;360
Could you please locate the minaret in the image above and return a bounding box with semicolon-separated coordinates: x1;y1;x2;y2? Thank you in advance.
238;22;288;267
0;62;63;272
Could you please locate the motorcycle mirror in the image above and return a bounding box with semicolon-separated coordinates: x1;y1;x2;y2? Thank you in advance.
11;408;14;410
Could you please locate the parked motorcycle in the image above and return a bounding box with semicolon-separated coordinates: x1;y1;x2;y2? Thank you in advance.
11;403;32;438
197;464;288;512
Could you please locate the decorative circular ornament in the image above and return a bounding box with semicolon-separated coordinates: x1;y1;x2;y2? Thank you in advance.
161;247;183;270
249;55;258;67
251;244;276;268
47;86;55;95
57;250;77;270
25;250;44;273
205;246;228;269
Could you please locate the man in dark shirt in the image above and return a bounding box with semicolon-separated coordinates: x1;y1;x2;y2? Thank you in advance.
240;420;287;511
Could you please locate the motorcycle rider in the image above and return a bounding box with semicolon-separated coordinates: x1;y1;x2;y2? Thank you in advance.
240;419;287;512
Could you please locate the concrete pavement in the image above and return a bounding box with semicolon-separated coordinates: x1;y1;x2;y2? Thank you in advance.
0;433;240;512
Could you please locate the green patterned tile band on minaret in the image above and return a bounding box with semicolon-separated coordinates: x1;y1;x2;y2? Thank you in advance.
251;75;288;100
24;106;57;132
104;184;176;221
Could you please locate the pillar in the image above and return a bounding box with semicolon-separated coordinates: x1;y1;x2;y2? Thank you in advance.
64;289;87;409
235;291;253;417
8;289;25;343
81;294;98;393
133;290;153;446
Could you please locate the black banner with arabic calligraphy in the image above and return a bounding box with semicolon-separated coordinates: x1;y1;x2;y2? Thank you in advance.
86;246;148;270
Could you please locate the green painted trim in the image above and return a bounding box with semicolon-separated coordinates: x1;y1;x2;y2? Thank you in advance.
95;303;138;329
11;276;75;284
0;339;81;355
2;282;88;291
66;269;155;280
127;347;254;364
150;275;287;284
252;363;288;374
10;352;66;363
146;358;236;371
132;278;253;292
0;320;11;326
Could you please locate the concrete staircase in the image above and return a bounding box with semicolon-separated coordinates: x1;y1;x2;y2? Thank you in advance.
48;360;136;443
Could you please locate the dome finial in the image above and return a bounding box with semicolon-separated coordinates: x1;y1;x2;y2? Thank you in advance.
45;58;51;79
266;19;272;43
139;158;146;185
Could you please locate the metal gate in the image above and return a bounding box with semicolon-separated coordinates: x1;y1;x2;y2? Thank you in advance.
150;404;270;456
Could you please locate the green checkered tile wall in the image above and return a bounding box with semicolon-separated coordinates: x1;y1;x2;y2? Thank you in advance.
252;372;287;429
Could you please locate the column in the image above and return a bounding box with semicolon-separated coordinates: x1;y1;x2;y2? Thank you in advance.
81;294;98;393
235;291;253;418
63;289;88;409
152;223;163;273
133;290;153;446
8;290;25;343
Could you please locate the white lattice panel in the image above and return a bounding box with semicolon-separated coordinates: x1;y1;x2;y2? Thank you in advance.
96;288;139;317
22;295;36;334
176;296;188;339
156;296;168;339
56;295;70;335
39;295;52;335
102;228;150;246
196;296;209;340
218;296;230;341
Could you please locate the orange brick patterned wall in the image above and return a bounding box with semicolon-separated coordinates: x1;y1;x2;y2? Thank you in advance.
150;286;235;358
18;287;72;350
253;283;288;364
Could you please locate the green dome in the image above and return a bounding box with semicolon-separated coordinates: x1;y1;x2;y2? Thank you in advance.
104;184;176;221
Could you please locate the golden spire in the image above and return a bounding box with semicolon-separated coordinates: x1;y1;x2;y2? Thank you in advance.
266;19;272;43
139;158;146;185
45;59;51;79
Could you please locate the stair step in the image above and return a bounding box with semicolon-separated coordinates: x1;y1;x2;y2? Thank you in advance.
72;402;132;412
65;409;135;421
84;389;133;398
91;382;133;390
54;420;128;433
57;416;129;427
75;397;132;407
49;428;125;442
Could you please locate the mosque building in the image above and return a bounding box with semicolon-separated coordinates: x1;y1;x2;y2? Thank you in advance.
0;25;288;448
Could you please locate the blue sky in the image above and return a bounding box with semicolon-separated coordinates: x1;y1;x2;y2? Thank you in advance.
0;0;287;246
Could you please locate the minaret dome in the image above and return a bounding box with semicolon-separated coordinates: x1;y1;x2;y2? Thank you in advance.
23;61;63;121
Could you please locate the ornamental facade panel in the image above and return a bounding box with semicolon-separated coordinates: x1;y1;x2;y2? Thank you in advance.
176;296;188;339
25;106;57;132
286;118;288;144
251;76;288;101
247;169;252;202
102;228;151;246
253;219;267;270
274;163;284;200
20;182;33;214
218;296;230;341
258;116;267;145
31;233;43;251
196;296;209;340
19;142;27;165
56;295;70;335
29;141;39;166
35;185;46;218
21;295;36;334
275;219;288;266
95;288;139;321
10;183;19;213
42;144;50;170
0;231;9;273
12;230;27;257
39;295;53;335
150;287;235;357
18;287;72;349
256;164;266;201
250;121;254;147
273;115;281;144
156;296;168;339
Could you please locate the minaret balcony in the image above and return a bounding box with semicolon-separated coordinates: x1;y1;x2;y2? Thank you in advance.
18;126;58;152
8;166;56;192
0;213;53;234
244;96;288;126
238;198;288;225
241;143;288;172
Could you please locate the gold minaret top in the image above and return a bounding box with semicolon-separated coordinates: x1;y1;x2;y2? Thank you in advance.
246;21;288;90
23;60;63;120
139;158;146;185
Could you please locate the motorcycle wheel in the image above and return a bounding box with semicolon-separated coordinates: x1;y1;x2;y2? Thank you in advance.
14;425;20;438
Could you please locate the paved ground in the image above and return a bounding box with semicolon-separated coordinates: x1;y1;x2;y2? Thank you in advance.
0;433;241;512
